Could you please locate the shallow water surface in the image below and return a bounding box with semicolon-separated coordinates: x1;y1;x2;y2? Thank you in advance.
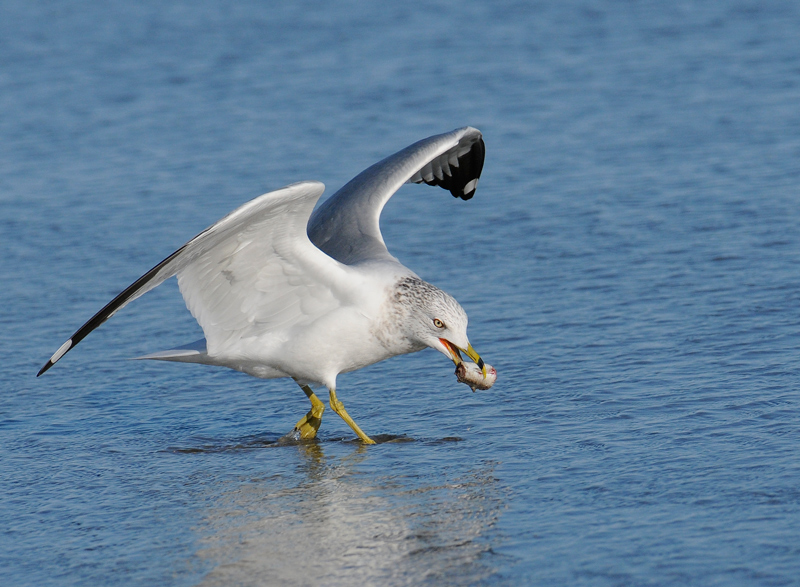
3;1;800;585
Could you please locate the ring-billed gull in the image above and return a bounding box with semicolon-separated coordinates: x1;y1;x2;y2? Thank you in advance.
37;127;495;444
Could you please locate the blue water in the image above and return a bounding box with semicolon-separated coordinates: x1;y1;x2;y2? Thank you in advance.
3;1;800;585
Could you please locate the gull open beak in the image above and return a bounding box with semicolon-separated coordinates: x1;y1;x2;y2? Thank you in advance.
439;339;487;378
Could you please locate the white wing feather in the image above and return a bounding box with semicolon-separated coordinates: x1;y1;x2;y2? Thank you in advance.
175;181;351;355
38;181;353;373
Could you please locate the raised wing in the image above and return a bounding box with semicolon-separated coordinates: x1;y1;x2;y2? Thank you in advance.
38;181;351;375
307;127;484;265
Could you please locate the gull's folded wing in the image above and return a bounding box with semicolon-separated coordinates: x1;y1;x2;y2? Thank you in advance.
38;181;351;375
307;126;484;265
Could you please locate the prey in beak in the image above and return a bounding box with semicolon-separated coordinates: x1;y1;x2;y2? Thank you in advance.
439;338;487;378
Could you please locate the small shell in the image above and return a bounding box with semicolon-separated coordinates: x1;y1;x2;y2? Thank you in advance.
455;362;497;392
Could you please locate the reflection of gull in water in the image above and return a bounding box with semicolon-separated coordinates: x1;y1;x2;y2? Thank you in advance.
194;443;506;586
38;128;494;444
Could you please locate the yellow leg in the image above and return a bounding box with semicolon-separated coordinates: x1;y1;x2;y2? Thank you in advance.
290;383;325;440
329;389;376;445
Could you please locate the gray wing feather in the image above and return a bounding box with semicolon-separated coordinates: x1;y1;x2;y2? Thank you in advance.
307;127;484;265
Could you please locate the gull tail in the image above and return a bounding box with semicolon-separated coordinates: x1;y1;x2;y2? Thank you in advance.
134;338;209;363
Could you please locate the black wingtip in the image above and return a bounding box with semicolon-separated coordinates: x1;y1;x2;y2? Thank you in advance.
37;361;53;377
408;132;485;201
449;137;485;201
37;338;73;377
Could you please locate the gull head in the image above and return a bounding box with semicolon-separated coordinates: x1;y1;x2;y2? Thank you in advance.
393;277;487;377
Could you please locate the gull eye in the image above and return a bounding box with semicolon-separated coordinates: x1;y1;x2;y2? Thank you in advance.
433;318;445;329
